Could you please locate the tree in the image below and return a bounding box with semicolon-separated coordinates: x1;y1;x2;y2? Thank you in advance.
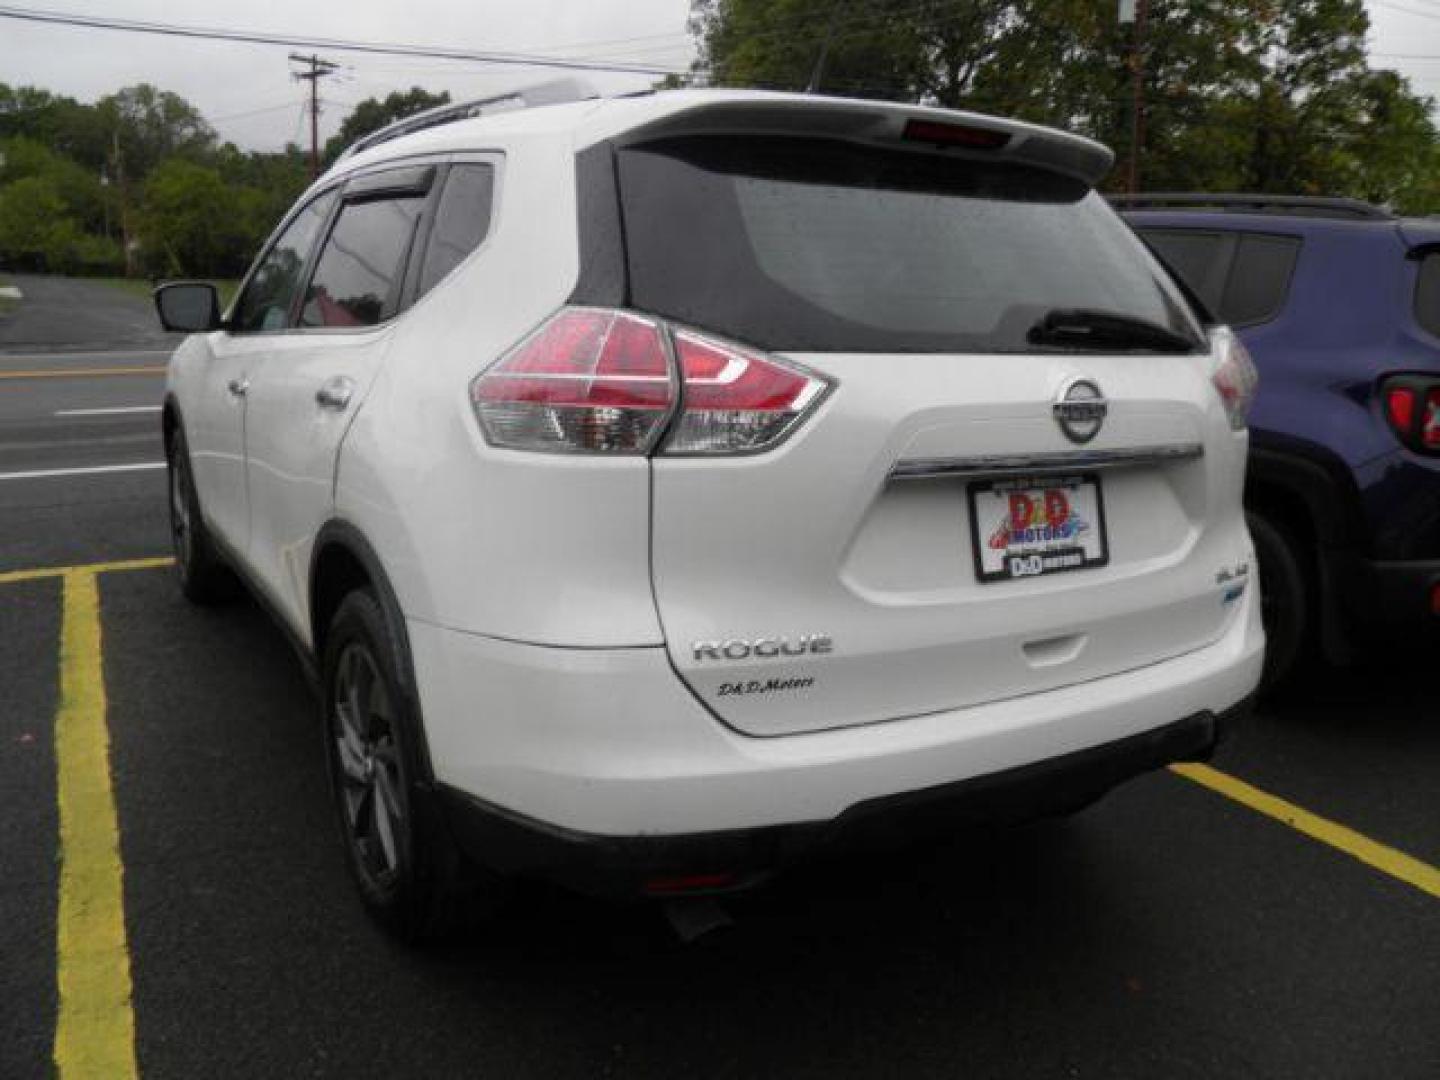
96;84;216;181
0;136;108;234
690;0;1440;210
690;0;1013;101
323;88;451;164
137;160;248;277
0;176;73;270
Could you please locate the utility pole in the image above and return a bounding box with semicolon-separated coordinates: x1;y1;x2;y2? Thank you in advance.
110;130;134;277
1124;0;1149;194
290;53;339;178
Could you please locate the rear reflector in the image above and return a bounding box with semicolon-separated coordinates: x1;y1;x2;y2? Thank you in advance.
902;119;1011;150
472;307;832;455
643;872;737;895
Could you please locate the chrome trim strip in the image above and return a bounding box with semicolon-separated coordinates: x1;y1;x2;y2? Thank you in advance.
889;443;1204;480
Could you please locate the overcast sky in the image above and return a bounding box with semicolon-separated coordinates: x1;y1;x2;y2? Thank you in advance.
1;1;1438;154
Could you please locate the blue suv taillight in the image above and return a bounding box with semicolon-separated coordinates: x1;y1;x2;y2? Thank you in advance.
1381;375;1440;453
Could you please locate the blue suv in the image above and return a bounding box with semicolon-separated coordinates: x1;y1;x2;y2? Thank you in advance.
1117;193;1440;686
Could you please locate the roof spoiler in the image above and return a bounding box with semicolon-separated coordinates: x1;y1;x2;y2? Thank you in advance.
609;97;1113;185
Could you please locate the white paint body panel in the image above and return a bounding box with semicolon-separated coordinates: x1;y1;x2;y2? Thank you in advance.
653;347;1254;735
411;586;1261;835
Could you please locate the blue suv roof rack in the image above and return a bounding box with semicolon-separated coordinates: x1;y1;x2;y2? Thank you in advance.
338;78;600;162
1108;192;1394;221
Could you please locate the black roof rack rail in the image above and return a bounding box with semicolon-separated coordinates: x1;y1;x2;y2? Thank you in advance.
338;78;600;162
1107;192;1394;221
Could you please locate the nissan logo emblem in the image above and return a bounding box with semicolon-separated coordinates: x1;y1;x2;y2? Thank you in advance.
1053;379;1107;444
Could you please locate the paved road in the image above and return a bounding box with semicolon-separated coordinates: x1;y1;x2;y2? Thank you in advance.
1;351;1437;1078
0;347;167;568
0;273;178;349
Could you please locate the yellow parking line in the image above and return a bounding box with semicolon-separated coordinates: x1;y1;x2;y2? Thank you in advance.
1171;762;1440;901
52;570;138;1078
0;556;173;587
0;366;166;380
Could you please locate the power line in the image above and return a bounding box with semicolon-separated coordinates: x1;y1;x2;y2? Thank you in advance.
0;4;688;76
209;99;304;124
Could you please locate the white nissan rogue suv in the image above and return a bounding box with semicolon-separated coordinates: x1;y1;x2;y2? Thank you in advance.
154;85;1264;939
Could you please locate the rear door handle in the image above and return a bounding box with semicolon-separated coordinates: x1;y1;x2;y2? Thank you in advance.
315;376;356;412
227;376;249;397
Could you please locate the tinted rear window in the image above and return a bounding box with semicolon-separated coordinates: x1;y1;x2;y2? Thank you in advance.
1141;228;1299;328
615;136;1201;353
1221;234;1299;326
1415;252;1440;339
1142;230;1229;313
416;163;495;299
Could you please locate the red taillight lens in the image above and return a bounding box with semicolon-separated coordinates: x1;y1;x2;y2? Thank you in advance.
1380;375;1440;454
661;328;831;455
472;307;832;455
1209;326;1259;431
902;119;1011;150
471;308;673;453
1386;386;1416;434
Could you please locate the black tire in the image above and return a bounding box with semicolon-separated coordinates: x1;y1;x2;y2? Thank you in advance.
1248;511;1309;692
166;425;236;604
322;588;490;942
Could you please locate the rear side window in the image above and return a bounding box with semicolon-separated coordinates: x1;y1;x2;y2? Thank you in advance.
416;164;495;299
232;190;337;332
1142;230;1229;314
612;136;1201;354
1142;228;1299;328
300;196;424;328
1220;234;1300;326
1414;252;1440;338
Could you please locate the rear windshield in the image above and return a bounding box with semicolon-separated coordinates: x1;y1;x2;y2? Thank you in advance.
615;135;1202;354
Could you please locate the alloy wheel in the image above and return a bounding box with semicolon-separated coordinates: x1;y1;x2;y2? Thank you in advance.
169;455;193;571
332;642;406;886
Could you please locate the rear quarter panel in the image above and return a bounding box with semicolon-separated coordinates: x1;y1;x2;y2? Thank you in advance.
332;136;665;647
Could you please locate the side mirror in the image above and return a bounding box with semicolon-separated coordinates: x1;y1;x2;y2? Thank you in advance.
153;282;222;333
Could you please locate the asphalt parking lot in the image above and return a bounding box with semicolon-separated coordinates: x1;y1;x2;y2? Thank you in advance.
2;284;1438;1078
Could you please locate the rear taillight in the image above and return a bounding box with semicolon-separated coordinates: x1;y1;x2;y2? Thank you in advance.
1381;375;1440;453
470;308;673;453
663;328;830;455
471;307;832;455
1209;326;1259;431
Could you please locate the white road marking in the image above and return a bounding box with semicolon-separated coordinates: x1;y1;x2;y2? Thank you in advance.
53;407;162;417
0;462;165;482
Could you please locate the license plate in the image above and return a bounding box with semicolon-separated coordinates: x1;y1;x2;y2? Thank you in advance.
968;474;1109;582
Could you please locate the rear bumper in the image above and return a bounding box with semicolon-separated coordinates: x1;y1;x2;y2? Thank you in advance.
435;703;1245;900
1337;554;1440;632
408;583;1263;847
